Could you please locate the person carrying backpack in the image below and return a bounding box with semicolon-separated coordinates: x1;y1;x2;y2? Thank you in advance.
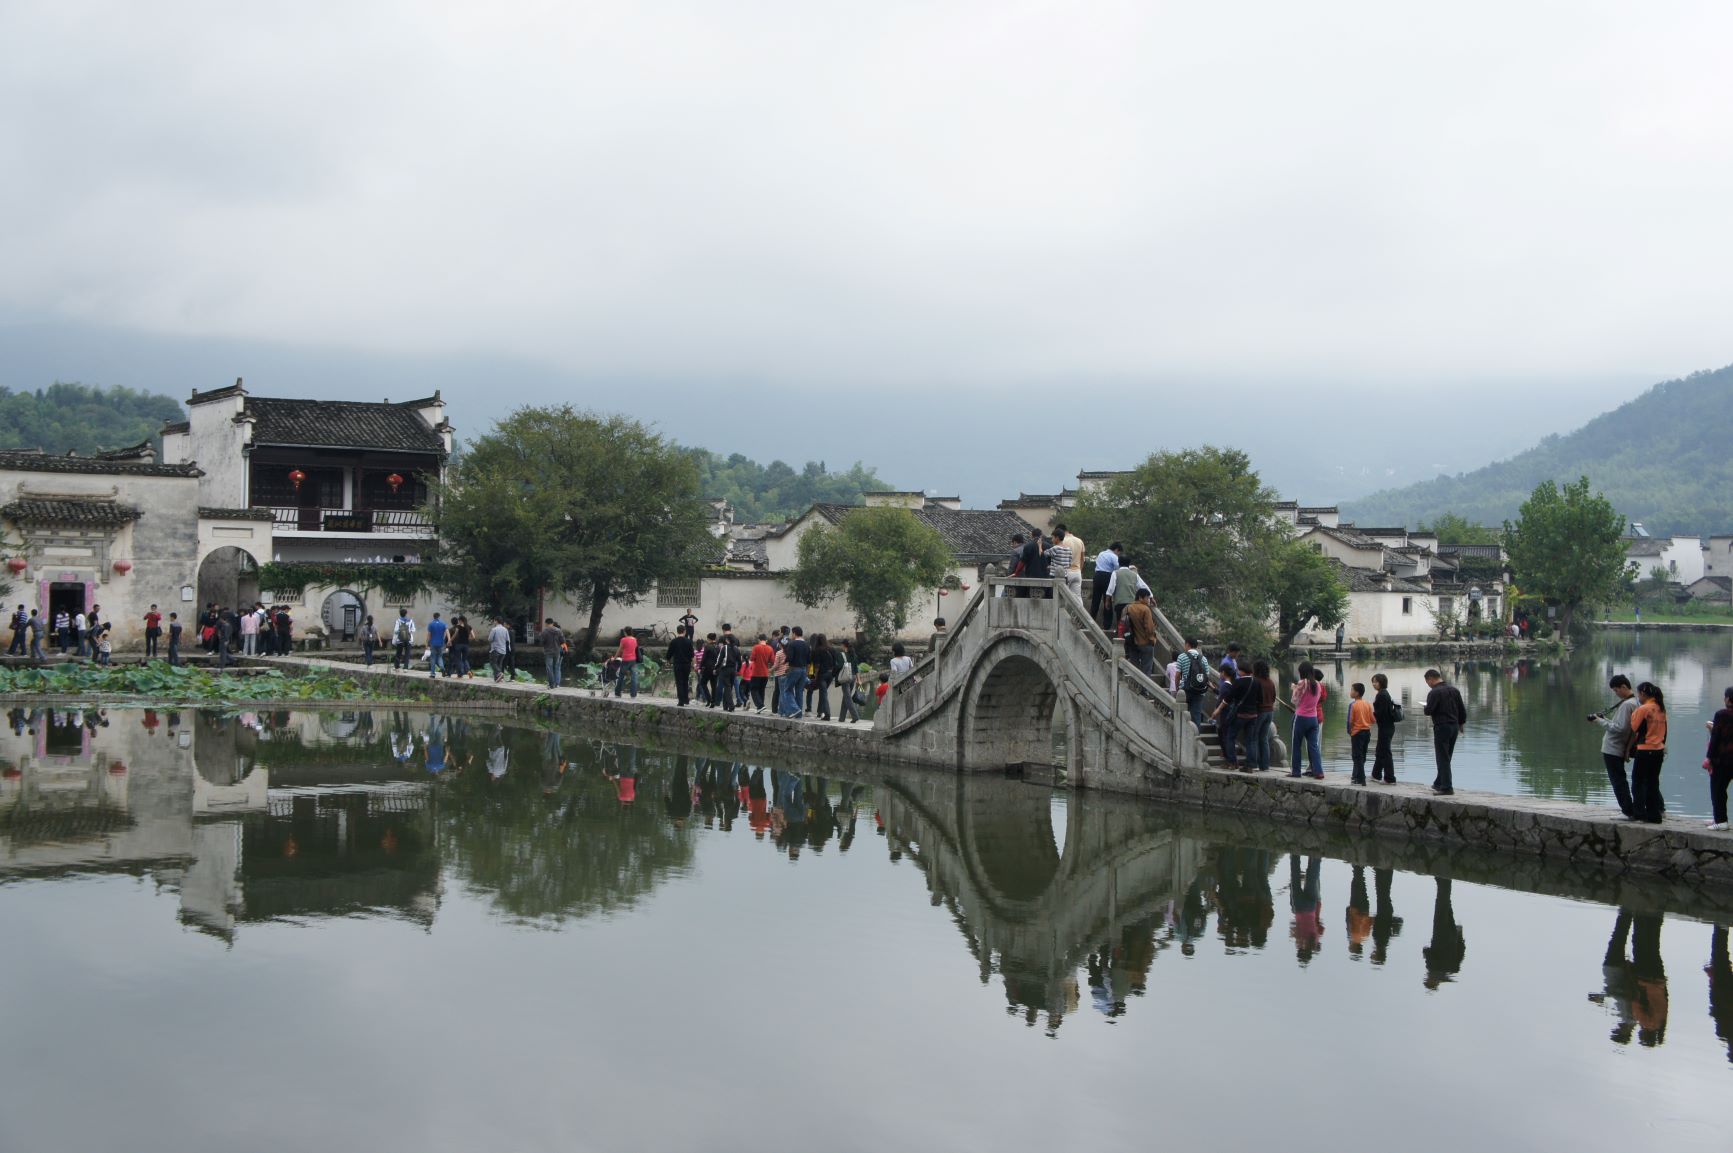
1177;639;1210;728
391;608;416;670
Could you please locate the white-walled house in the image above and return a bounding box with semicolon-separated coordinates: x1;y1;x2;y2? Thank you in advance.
1624;534;1704;585
160;381;453;639
558;492;1037;645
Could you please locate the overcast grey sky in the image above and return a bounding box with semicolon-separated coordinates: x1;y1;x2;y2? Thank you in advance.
3;2;1730;504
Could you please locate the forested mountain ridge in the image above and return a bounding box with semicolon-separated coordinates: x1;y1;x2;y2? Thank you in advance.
1341;363;1733;535
684;450;891;522
0;382;185;456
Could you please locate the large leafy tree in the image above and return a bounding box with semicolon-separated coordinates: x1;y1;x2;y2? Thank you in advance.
1503;475;1629;635
1268;538;1351;645
1069;446;1336;647
432;407;717;656
788;507;952;653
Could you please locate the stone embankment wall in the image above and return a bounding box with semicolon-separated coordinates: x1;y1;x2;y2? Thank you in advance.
285;658;1733;889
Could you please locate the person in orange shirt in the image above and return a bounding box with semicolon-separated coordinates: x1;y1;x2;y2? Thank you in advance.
1347;682;1375;785
1629;681;1669;824
747;634;774;713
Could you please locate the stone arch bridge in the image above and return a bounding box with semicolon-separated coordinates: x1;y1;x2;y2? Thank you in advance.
874;576;1233;790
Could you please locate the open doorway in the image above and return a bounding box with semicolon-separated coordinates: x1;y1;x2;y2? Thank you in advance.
48;582;87;651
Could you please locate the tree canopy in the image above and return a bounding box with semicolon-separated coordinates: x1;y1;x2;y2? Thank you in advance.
0;381;184;455
788;508;953;652
1416;513;1500;546
1068;446;1347;647
685;450;891;523
432;407;717;655
1503;475;1629;635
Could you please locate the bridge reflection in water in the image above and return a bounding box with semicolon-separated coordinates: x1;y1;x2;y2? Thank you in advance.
5;709;1733;1061
875;769;1201;1032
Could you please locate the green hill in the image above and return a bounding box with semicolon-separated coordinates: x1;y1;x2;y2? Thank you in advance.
1341;363;1733;535
0;381;185;456
684;449;891;523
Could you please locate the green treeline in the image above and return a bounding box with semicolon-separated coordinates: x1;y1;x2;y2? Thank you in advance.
684;449;891;523
1343;362;1733;535
0;382;185;456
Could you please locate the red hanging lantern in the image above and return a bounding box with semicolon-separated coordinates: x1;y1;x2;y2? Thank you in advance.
386;472;405;493
5;557;25;575
112;560;132;576
108;760;127;775
288;468;307;491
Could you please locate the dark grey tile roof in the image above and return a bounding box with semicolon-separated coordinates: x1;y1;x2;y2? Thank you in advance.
200;507;277;522
1624;538;1668;557
2;498;142;527
0;450;201;479
1337;562;1430;594
812;502;1036;564
245;397;447;453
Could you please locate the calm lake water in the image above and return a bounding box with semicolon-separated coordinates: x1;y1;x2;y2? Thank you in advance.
2;634;1731;1153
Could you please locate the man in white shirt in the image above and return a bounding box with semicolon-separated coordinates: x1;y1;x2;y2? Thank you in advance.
487;616;513;682
1051;524;1085;601
391;608;417;670
1091;543;1123;626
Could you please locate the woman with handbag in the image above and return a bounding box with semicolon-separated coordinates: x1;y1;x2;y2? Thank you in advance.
835;639;861;723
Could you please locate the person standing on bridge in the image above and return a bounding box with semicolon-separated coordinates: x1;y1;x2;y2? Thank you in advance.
1347;682;1374;785
1122;588;1159;677
1422;669;1468;796
487;616;512;681
1091;542;1122;625
1248;659;1277;772
1053;524;1084;601
1177;639;1210;729
1106;562;1147;632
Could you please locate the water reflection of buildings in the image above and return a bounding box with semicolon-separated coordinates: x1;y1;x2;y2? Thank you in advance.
0;709;439;940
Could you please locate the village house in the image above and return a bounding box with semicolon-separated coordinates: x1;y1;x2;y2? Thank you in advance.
0;444;205;647
159;380;453;640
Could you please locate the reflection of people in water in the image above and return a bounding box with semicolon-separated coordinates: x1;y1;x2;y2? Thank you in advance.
1590;909;1667;1046
1708;926;1733;1062
390;728;416;764
1422;877;1466;990
1176;876;1209;957
424;715;447;775
1370;868;1403;966
1289;854;1324;964
665;758;693;827
747;768;770;838
1215;847;1275;951
602;743;638;804
1345;866;1372;960
486;740;509;783
1631;913;1668;1047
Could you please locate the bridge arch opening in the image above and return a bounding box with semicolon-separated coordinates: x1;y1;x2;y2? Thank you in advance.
962;651;1063;772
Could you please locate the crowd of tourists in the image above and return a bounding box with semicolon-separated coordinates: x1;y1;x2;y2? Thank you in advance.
661;622;881;722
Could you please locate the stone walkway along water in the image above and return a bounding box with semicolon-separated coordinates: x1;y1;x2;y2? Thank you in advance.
273;643;1733;889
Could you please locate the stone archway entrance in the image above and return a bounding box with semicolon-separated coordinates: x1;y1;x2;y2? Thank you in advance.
196;547;260;612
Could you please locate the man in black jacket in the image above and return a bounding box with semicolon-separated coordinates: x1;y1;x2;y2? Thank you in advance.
1422;669;1468;795
667;625;695;707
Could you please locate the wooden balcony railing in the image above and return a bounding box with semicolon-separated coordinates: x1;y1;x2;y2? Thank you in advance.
262;507;434;534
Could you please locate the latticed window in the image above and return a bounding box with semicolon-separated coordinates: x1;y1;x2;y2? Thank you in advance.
657;579;700;607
